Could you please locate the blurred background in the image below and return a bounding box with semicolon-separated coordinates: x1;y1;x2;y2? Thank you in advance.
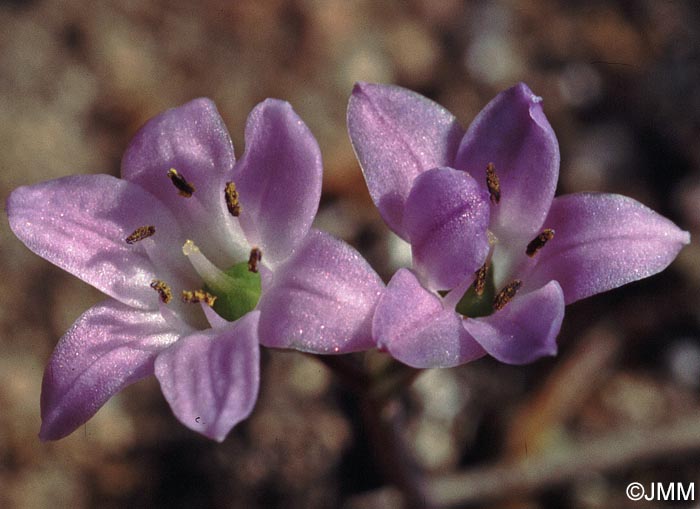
1;0;699;507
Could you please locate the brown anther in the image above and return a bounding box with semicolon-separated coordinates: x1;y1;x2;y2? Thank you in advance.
150;279;172;304
167;168;195;197
486;162;501;204
181;289;217;307
248;247;262;273
224;181;241;216
125;225;155;244
474;262;489;296
493;280;522;311
526;228;555;257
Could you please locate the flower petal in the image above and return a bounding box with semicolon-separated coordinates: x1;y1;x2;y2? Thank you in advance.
7;174;188;309
121;98;247;267
233;99;322;264
404;167;491;291
154;311;260;442
463;281;564;364
257;230;383;353
347;82;464;238
373;269;485;368
455;83;559;240
39;299;183;440
527;193;691;304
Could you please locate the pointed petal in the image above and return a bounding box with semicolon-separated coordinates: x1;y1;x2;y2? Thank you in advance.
347;82;464;238
39;299;183;440
463;281;564;364
373;269;485;368
233;99;322;264
258;230;383;353
455;83;559;239
154;311;260;442
527;193;691;304
404;167;491;291
121;98;247;267
7;174;188;309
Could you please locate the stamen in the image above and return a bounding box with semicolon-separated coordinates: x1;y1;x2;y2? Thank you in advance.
167;168;195;197
182;289;217;307
493;280;522;311
474;262;489;296
150;279;172;304
125;225;155;244
224;181;241;216
248;247;262;273
526;228;555;257
486;162;501;204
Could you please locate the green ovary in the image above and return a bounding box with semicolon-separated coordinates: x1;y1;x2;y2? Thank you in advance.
454;268;496;318
204;261;261;321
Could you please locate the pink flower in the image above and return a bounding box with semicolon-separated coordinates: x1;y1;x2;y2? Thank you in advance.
348;82;690;368
8;98;382;441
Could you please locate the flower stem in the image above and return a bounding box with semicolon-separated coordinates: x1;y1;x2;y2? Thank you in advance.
310;352;431;508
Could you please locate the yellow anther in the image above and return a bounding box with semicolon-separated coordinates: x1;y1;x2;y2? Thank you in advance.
224;181;241;216
167;168;195;197
181;289;217;307
474;262;489;296
493;280;522;311
248;247;262;273
486;162;501;205
125;225;155;244
150;279;172;304
526;229;555;257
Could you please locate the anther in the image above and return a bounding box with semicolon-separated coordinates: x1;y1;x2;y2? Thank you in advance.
224;181;241;216
526;228;555;257
486;162;501;204
182;289;217;307
248;247;262;273
474;262;489;296
150;279;172;304
167;168;195;197
493;280;522;311
125;225;155;244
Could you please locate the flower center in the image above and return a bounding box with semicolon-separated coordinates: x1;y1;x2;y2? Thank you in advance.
182;240;262;322
128;174;262;323
450;165;558;318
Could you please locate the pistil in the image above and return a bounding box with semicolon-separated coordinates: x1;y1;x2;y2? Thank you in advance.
182;239;230;294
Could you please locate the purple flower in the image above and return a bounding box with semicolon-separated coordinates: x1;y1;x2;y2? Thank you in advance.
8;98;382;441
348;82;690;368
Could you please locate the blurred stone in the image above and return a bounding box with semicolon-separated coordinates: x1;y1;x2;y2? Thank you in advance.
385;20;439;88
666;338;700;389
288;355;331;397
558;63;603;108
564;124;636;193
464;3;524;86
